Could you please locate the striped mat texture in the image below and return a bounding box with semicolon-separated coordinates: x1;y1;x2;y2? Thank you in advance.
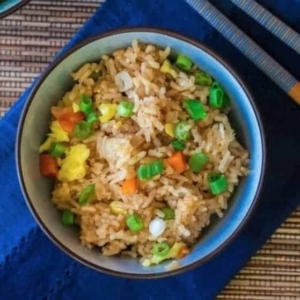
1;1;300;298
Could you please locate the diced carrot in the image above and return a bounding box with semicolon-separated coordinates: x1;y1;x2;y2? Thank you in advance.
58;119;75;134
121;177;138;195
176;245;189;259
51;106;84;122
51;107;73;120
39;154;58;177
68;111;85;123
51;106;84;134
166;152;186;173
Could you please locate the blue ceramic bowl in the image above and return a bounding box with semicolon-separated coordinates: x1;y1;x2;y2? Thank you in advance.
16;28;266;278
0;0;29;18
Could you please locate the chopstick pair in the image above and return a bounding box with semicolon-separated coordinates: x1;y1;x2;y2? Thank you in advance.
185;0;300;105
230;0;300;56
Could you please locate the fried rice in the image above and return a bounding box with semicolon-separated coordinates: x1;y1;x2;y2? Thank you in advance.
39;40;249;267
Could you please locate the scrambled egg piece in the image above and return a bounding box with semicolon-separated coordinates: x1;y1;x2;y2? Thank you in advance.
39;137;55;153
39;121;69;153
58;144;90;182
48;121;69;142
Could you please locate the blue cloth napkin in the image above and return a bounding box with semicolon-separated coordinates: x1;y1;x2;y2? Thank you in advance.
1;0;300;299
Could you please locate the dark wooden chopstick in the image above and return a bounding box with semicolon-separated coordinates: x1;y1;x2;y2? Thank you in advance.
185;0;300;105
229;0;300;55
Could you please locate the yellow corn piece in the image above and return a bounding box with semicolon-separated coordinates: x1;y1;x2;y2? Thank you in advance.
164;123;175;137
99;103;117;123
72;103;80;113
160;60;178;79
39;137;55;153
109;201;127;215
161;60;172;73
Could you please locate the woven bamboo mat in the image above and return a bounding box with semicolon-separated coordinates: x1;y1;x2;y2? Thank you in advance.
1;1;300;298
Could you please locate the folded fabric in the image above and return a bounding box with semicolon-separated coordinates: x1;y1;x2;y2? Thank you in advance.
1;0;300;299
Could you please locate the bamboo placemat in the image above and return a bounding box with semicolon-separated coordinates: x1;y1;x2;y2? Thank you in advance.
1;1;300;298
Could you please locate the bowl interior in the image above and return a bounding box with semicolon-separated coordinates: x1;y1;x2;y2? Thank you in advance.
18;30;264;277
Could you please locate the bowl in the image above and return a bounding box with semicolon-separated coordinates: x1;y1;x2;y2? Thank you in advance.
0;0;29;19
16;28;266;278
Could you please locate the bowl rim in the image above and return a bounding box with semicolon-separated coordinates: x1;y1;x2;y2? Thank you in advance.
16;26;266;279
0;0;30;19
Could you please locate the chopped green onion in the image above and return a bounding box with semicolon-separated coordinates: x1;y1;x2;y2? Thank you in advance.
137;160;164;180
174;121;191;142
175;54;193;72
62;210;75;225
171;140;185;151
49;142;67;158
117;100;134;117
87;111;99;124
208;173;229;195
74;121;92;140
152;242;170;257
78;184;95;206
209;82;230;109
79;94;94;115
126;213;144;232
183;99;207;121
194;71;213;86
188;152;209;173
161;208;175;220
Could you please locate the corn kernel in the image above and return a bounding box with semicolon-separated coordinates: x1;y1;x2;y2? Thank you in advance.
164;123;175;137
161;60;171;73
109;201;126;215
160;60;178;79
99;104;117;123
